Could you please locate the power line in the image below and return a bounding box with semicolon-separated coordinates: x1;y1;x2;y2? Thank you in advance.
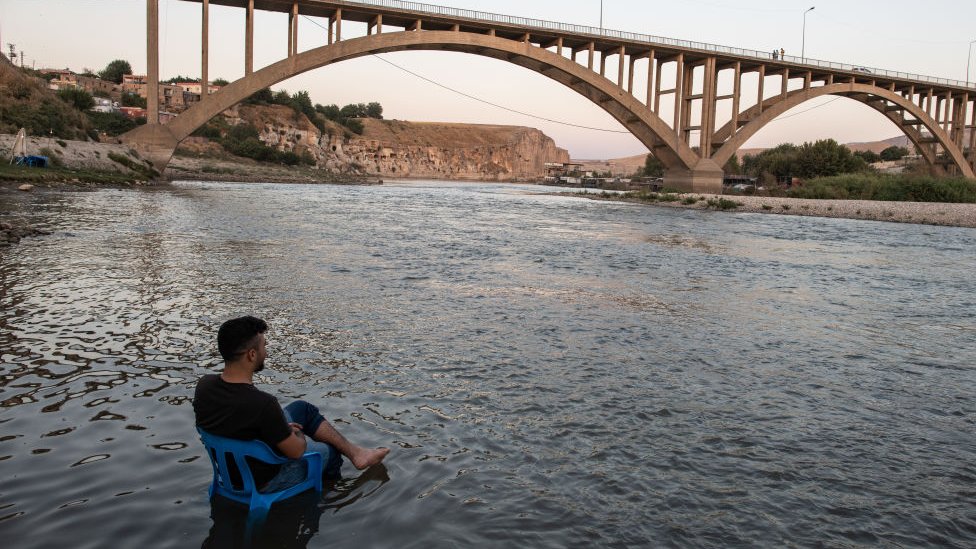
298;14;629;133
371;54;632;133
297;15;847;134
769;96;842;122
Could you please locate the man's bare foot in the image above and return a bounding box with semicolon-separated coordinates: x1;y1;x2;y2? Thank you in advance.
350;446;390;470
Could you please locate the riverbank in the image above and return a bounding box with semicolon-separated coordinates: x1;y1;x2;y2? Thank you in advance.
577;191;976;228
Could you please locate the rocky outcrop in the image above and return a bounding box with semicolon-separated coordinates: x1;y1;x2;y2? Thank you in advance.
0;220;49;246
334;120;570;180
207;105;570;181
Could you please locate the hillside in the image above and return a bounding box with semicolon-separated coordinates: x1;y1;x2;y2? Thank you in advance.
0;56;91;139
178;104;570;181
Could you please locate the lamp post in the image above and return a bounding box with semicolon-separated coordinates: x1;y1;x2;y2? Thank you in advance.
600;0;604;31
968;39;976;87
802;6;815;63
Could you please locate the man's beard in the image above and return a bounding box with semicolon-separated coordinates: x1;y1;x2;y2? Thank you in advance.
255;361;265;373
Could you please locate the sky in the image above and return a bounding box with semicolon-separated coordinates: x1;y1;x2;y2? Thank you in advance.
2;0;975;159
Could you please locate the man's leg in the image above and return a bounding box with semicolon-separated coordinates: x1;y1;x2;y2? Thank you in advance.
284;401;389;470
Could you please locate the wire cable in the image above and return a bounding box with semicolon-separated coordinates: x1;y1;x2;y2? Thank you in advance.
299;14;629;133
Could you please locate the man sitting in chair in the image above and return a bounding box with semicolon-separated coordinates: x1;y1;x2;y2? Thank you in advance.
194;315;389;491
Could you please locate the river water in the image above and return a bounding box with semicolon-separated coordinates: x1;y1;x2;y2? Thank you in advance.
1;180;974;548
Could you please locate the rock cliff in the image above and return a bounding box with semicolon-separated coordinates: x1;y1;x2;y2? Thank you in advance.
206;104;570;181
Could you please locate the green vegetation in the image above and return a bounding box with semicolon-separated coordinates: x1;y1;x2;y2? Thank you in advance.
244;87;383;136
57;88;95;111
219;123;309;166
108;151;159;179
86;111;144;137
121;92;146;108
0;162;145;185
742;139;868;182
98;59;132;84
788;173;976;203
641;154;664;178
880;146;910;161
0;61;91;139
706;198;742;210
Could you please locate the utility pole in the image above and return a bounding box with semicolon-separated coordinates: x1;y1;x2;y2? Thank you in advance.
599;0;603;31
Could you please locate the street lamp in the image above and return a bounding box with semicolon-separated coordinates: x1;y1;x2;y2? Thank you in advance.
600;0;604;32
968;39;976;87
802;6;815;63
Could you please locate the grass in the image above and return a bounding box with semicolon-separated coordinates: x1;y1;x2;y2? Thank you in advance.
0;162;145;184
108;152;160;180
706;198;742;210
788;173;976;203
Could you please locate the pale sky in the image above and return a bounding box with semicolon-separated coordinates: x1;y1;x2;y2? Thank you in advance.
2;0;974;159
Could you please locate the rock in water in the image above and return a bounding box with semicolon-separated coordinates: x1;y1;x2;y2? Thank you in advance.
18;184;34;192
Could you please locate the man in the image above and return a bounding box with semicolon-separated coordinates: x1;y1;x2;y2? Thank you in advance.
194;315;389;491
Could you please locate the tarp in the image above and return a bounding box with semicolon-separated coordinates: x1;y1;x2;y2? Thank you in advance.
14;155;48;168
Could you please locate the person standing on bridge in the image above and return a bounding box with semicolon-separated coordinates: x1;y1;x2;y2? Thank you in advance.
780;48;785;60
193;315;389;490
772;49;779;59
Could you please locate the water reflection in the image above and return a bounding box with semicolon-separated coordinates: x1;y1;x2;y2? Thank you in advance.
202;466;390;549
1;182;975;548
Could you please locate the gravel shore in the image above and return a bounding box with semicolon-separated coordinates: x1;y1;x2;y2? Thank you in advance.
585;192;976;229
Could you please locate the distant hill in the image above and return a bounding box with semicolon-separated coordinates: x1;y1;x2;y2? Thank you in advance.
587;135;928;174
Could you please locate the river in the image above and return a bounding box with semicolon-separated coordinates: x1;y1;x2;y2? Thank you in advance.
1;180;974;548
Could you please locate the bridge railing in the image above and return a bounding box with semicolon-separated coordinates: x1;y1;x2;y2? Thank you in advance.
344;0;975;90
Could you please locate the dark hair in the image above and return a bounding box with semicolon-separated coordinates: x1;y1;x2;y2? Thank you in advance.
217;316;268;362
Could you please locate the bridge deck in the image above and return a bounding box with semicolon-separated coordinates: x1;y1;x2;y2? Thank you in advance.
192;0;974;94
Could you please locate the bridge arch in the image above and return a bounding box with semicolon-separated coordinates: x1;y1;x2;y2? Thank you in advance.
123;31;707;181
712;83;975;179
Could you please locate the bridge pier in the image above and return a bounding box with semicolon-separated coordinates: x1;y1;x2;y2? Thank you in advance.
663;158;724;194
119;124;179;177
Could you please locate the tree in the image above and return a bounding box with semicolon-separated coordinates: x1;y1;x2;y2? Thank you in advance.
743;139;867;180
99;59;132;84
289;90;316;120
723;154;742;174
854;150;881;163
57;87;95;111
212;77;230;87
642;154;664;177
316;104;340;121
246;88;275;104
365;102;383;119
880;146;909;161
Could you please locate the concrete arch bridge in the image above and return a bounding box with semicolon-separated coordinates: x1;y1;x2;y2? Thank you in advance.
123;0;976;192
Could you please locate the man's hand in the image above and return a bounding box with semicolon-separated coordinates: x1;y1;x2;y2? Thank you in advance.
277;423;308;459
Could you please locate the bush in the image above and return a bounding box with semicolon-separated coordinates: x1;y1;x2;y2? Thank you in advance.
57;87;95;111
87;111;141;136
220;123;301;165
743;139;869;179
121;93;147;108
789;173;976;203
108;151;159;179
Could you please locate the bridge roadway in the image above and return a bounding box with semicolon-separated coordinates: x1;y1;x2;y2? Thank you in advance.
124;0;976;192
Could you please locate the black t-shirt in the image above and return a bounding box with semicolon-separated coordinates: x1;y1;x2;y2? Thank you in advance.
193;374;292;488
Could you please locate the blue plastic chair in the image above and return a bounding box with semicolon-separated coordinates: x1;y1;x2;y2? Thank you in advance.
197;428;324;520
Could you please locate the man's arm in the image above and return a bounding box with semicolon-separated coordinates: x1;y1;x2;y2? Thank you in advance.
276;423;307;459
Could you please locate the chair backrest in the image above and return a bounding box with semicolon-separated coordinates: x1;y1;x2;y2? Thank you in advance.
197;428;288;501
196;427;323;518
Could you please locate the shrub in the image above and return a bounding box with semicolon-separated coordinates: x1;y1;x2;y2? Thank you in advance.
57;87;96;111
87;111;140;136
789;173;976;203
